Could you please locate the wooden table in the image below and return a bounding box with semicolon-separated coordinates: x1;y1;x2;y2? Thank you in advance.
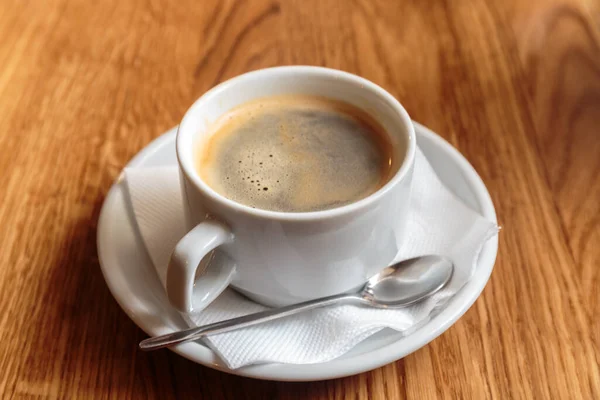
1;0;598;398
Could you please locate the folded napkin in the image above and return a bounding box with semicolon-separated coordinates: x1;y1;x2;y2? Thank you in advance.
125;147;498;369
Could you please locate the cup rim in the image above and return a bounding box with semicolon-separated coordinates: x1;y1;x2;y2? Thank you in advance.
176;66;416;222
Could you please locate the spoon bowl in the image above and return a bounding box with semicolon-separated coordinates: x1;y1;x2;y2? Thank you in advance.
361;255;453;308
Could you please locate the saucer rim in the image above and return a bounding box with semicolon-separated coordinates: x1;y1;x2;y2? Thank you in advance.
97;121;498;381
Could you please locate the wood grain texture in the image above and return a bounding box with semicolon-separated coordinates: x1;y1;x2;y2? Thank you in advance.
0;0;598;398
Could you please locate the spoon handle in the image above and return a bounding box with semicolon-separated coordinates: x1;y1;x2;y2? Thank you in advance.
139;293;361;351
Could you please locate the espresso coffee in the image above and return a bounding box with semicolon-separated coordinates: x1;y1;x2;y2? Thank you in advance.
197;95;395;212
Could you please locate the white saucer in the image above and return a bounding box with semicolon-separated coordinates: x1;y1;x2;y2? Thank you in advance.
97;122;498;381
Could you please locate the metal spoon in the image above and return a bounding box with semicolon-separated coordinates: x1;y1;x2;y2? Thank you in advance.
139;255;453;351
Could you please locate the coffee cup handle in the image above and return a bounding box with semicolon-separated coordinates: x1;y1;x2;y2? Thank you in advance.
166;220;235;313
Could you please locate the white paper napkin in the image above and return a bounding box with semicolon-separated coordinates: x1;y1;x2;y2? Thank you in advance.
125;148;498;369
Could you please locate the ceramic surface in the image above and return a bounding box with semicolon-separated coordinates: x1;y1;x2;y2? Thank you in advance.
172;67;416;312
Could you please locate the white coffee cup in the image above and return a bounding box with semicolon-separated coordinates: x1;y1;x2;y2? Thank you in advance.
169;66;416;312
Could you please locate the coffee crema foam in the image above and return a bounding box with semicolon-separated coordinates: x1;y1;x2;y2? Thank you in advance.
197;96;395;212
